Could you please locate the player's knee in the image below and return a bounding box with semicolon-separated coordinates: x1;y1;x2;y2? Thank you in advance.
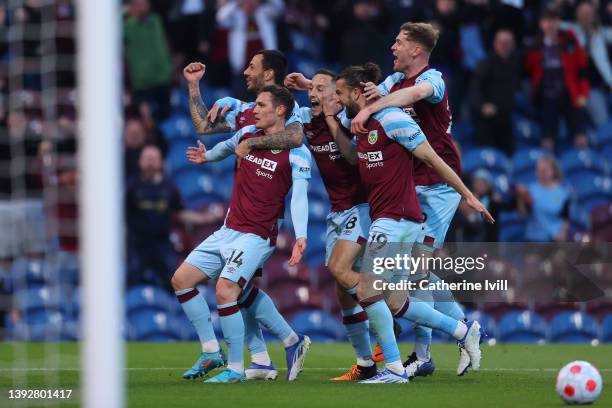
170;272;185;291
215;278;240;304
328;254;349;281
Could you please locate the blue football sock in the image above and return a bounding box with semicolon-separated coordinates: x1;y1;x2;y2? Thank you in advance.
244;287;294;343
176;288;218;352
429;272;466;321
401;299;459;338
362;299;401;365
341;306;372;360
238;287;267;355
413;326;432;360
218;301;245;373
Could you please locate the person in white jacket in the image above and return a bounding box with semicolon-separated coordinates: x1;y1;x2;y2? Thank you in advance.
562;1;612;127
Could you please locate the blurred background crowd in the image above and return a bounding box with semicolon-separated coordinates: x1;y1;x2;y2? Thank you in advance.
0;0;611;343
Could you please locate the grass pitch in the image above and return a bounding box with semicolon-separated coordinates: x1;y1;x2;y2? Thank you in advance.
1;342;610;407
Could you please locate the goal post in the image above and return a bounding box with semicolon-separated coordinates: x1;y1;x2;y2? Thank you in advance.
76;0;124;407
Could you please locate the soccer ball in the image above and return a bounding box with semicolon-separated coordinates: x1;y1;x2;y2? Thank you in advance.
556;360;603;404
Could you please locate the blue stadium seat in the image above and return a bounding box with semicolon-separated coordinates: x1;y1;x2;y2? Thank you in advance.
498;311;547;343
550;312;599;343
465;310;496;340
160;114;196;141
451;120;474;146
305;221;327;262
129;310;184;341
309;198;330;223
462;147;510;177
513;88;532;117
513;116;540;147
511;148;544;184
595;119;612;148
126;285;178;317
493;173;511;197
569;204;591;231
308;176;329;202
22;310;77;341
291;310;345;342
601;314;612;343
166;139;195;175
9;258;46;286
169;87;189;114
201;86;232;109
288;32;322;60
572;176;612;211
560;150;608;185
15;286;64;313
498;211;525;242
206;155;236;176
173;169;228;208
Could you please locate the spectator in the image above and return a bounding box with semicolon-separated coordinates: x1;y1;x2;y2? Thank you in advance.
165;0;218;64
524;8;590;150
125;145;220;288
123;0;172;121
562;0;612;127
452;169;514;242
517;156;571;242
216;0;285;98
469;29;520;155
124;118;148;180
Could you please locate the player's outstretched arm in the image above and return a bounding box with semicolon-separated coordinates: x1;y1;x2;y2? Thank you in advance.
351;82;434;134
284;72;312;91
183;62;234;135
413;141;495;224
288;178;309;266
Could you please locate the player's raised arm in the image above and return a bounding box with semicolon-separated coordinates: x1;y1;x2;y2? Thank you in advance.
288;146;312;266
351;81;434;134
183;62;234;135
284;72;312;91
325;109;357;165
235;121;303;164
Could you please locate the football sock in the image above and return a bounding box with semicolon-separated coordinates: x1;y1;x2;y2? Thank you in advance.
399;298;464;340
341;306;373;363
175;288;219;353
239;287;268;356
218;301;245;373
240;286;297;346
429;272;466;321
361;298;402;370
414;342;431;361
251;351;272;367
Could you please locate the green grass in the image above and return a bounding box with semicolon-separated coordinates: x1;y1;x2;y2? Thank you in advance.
1;343;610;407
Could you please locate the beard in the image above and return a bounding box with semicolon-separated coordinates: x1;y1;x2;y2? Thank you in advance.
345;101;360;119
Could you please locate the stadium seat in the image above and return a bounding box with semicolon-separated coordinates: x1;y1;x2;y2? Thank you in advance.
482;302;529;320
308;176;329;202
129;310;184;341
206;155;236;176
126;285;178;317
173;169;228;207
309;198;331;224
569;204;591;232
20;310;77;342
169;87;189;114
498;211;526;242
560;150;608;186
550;312;599;343
291;310;345;342
261;253;311;288
572;176;612;211
498;311;547;343
534;303;580;321
451;120;474;146
268;283;323;318
201;86;232;108
462;147;510;178
166;139;194;175
513;116;541;147
9;257;47;286
304;221;327;262
595;118;612;148
601;314;612;343
15;286;65;313
160;114;195;141
511;148;544;184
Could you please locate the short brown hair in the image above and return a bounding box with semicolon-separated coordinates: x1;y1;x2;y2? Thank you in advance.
400;22;439;53
259;85;295;120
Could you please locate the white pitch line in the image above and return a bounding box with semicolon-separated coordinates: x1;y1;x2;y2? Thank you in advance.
1;367;611;372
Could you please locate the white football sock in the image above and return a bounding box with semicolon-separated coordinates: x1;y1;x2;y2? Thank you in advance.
282;331;299;348
251;351;272;366
201;339;220;353
357;357;375;367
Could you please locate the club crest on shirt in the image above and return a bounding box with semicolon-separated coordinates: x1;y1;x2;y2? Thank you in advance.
305;130;314;139
239;116;246;124
368;130;378;145
270;149;282;154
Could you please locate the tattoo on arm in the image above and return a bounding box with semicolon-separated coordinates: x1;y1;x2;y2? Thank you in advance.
246;122;303;150
188;88;233;134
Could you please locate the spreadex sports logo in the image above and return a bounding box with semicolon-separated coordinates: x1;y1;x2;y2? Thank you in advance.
358;151;384;169
244;154;278;172
310;141;338;153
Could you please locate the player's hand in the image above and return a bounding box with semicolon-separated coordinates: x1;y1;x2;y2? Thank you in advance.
186;140;207;164
208;102;232;124
288;238;307;266
284;72;311;91
465;195;495;224
361;82;381;101
351;107;372;135
183;62;206;83
235;140;251;168
322;96;342;118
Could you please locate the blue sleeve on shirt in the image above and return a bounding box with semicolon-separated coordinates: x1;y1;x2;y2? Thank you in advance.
289;145;312;181
204;125;256;161
375;108;426;152
298;106;313;125
415;69;445;104
285;101;304;128
337;109;352;131
290;178;309;239
377;72;406;96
